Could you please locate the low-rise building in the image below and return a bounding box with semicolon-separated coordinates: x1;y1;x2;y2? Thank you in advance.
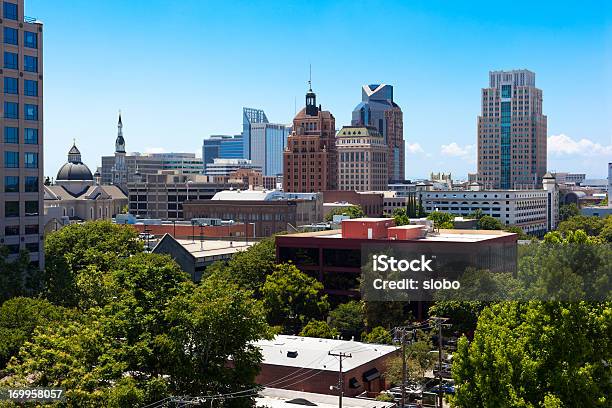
254;335;397;397
276;218;517;304
322;191;384;217
204;158;262;176
183;190;323;237
152;234;255;281
418;174;559;236
257;388;394;408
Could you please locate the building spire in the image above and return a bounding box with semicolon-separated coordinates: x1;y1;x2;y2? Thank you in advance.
308;64;312;91
115;110;126;154
305;66;317;116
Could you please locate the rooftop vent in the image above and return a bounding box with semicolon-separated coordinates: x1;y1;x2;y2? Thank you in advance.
286;350;298;358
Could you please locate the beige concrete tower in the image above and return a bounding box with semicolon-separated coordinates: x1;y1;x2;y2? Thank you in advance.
477;70;547;189
0;0;44;267
336;125;388;191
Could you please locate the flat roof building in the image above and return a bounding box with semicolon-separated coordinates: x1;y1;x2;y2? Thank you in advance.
254;335;398;397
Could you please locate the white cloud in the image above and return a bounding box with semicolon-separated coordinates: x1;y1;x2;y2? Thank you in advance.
548;134;612;156
406;142;424;154
144;147;167;154
440;142;474;158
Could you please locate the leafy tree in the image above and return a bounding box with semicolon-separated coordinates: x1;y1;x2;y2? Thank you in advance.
44;220;143;306
452;301;611;407
363;301;411;331
559;203;579;221
329;300;365;339
600;218;612;242
375;392;395;402
163;276;271;406
557;215;605;237
362;326;393;344
205;236;276;296
467;209;484;220
427;211;454;229
262;264;329;333
324;205;365;222
385;330;436;385
503;225;529;240
299;320;339;339
0;297;70;369
477;215;503;230
392;207;411;226
0;247;42;302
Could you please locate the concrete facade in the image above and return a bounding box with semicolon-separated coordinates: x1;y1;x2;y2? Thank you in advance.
0;0;44;267
336;126;388;191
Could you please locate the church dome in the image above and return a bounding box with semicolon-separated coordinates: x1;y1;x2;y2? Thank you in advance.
56;142;94;181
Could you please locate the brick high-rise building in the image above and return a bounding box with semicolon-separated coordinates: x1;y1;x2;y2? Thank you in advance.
337;125;388;191
352;84;404;182
283;84;336;193
1;0;44;268
477;70;547;189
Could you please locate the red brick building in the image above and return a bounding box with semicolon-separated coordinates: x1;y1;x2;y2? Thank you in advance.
254;335;397;397
283;85;337;193
322;190;384;217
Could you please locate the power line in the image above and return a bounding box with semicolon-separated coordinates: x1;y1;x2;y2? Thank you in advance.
328;351;352;408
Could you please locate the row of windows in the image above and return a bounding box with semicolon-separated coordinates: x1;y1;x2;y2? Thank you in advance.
4;52;38;72
4;151;38;168
4;175;38;192
4;127;38;143
4;224;39;236
3;27;38;48
4;77;38;96
3;102;39;120
5;200;39;217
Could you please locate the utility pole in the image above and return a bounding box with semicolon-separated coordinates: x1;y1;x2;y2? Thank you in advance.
328;351;351;408
430;317;448;408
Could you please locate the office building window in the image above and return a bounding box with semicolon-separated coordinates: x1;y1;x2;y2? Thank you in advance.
4;176;18;192
4;51;17;69
24;224;38;234
25;176;38;192
24;32;37;49
4;151;18;168
25;200;38;216
5;225;19;235
24;152;38;168
24;104;38;120
5;201;19;217
4;101;18;119
502;85;512;98
25;243;38;253
4;77;18;94
24;128;38;144
3;27;17;45
24;55;37;72
4;127;18;143
3;2;17;20
24;79;37;97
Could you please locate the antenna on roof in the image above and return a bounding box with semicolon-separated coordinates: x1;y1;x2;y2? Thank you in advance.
308;64;312;91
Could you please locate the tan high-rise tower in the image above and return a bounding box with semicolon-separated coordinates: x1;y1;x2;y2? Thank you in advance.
1;0;44;268
283;84;336;193
477;70;547;189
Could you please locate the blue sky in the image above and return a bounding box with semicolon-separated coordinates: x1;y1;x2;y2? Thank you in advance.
31;0;611;179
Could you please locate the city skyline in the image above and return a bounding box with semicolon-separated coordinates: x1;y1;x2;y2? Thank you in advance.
31;0;611;179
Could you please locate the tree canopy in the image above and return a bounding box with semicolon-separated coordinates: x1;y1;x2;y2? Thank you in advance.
427;211;454;229
324;205;365;222
299;320;339;339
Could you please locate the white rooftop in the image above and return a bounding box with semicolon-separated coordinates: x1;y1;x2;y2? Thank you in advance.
212;189;285;201
173;238;254;258
257;388;395;408
254;335;397;372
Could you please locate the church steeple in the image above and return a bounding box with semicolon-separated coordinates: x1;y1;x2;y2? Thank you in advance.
115;110;125;154
67;140;82;163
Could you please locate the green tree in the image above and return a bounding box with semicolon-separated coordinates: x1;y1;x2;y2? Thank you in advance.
557;215;605;237
503;225;529;240
0;247;43;303
44;220;143;307
205;236;276;296
477;215;503;230
392;208;410;226
362;326;393;344
324;205;365;222
559;203;580;221
299;320;339;339
452;301;611;407
163;276;271;406
468;209;484;220
385;330;436;385
427;211;454;229
329;300;365;339
262;264;329;333
0;297;70;369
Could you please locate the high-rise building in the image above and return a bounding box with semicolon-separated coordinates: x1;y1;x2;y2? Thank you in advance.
283;84;336;193
336;126;388;191
1;0;44;267
242;107;268;159
477;70;547;189
352;84;404;182
250;121;291;176
202;134;243;167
